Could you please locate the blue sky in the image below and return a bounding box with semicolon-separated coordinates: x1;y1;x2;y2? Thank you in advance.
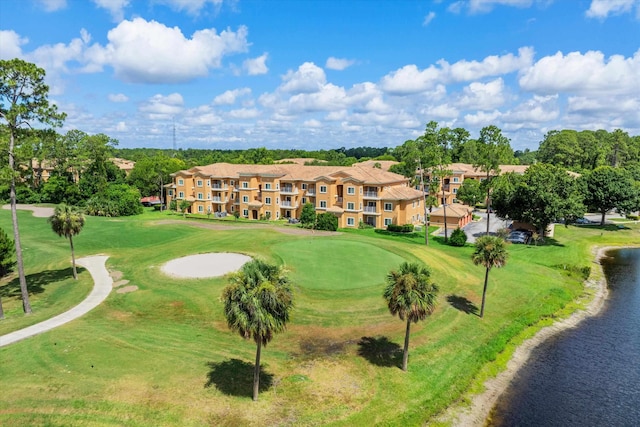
1;0;639;152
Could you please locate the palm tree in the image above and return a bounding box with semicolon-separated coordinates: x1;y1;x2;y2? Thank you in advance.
472;235;509;318
222;259;294;401
48;204;85;280
383;262;439;371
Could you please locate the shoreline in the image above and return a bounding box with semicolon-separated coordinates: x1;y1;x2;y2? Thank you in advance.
447;245;636;427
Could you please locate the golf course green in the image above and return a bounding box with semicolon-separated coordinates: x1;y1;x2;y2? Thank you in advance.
0;207;637;426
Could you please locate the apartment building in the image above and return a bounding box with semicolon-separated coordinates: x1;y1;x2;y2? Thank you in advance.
165;162;425;229
419;163;528;206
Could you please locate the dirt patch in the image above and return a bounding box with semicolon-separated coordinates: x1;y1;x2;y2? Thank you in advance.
110;270;124;281
113;280;129;288
116;285;138;294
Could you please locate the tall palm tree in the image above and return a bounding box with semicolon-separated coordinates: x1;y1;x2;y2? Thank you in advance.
383;262;439;371
472;235;509;318
222;259;294;401
48;204;85;280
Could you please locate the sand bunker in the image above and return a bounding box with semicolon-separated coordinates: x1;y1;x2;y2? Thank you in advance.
161;253;252;279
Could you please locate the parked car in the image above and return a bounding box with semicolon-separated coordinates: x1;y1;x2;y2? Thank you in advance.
507;231;529;244
574;217;592;224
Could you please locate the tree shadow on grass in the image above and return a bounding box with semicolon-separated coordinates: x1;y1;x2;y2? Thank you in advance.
204;359;274;397
357;336;402;368
0;267;78;299
447;294;479;316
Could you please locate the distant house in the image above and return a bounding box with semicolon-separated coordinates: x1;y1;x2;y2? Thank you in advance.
140;196;162;207
429;204;474;229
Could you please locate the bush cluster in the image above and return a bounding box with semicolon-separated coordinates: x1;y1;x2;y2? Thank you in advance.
315;213;338;231
449;228;468;246
386;224;414;233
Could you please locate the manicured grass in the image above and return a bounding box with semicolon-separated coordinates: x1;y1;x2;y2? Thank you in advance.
1;210;638;426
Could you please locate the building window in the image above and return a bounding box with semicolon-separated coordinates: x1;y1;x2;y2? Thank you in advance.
265;197;271;205
178;191;184;198
453;198;458;203
231;206;234;212
197;193;203;200
231;193;235;200
198;205;204;212
242;182;249;188
453;188;458;194
347;202;355;210
265;183;271;190
320;200;327;208
302;197;307;204
301;183;307;189
276;198;279;205
168;190;173;196
243;209;248;217
384;218;392;226
320;185;327;193
197;180;203;187
230;180;235;186
453;177;459;183
242;196;249;203
347;186;355;195
384;202;393;211
347;217;355;226
276;211;280;218
276;183;280;189
206;180;210;186
178;179;184;185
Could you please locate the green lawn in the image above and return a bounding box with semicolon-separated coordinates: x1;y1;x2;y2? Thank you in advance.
0;209;637;426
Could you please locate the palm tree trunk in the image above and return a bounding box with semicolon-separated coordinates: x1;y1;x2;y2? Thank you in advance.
253;340;262;401
69;235;77;280
402;318;411;371
442;189;448;242
480;267;490;318
9;131;32;314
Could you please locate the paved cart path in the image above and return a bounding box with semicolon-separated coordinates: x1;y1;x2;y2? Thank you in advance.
0;255;112;348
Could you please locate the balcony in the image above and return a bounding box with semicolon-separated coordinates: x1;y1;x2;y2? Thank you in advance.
306;188;316;196
363;191;380;199
280;186;298;195
212;184;228;190
363;206;380;215
212;196;228;204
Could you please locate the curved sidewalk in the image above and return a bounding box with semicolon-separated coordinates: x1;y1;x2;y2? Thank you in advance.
0;255;112;348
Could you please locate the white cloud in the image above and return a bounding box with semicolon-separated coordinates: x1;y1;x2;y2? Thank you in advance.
456;78;506;110
463;110;502;126
468;0;534;13
108;93;129;102
92;0;130;22
213;88;251;105
288;83;347;112
228;108;260;119
325;57;356;70
519;49;640;95
243;53;268;75
422;104;460;120
36;0;67;12
0;30;28;59
152;0;225;15
303;119;322;128
183;105;223;126
97;18;249;83
586;0;639;18
423;11;436;25
139;93;184;120
280;62;327;93
380;47;532;95
501;95;559;128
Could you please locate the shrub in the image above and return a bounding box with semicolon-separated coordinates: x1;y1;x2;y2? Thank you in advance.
169;200;177;211
358;220;374;229
300;203;316;227
449;228;468;246
85;184;143;217
626;214;639;220
316;213;338;231
233;210;240;220
387;224;414;233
